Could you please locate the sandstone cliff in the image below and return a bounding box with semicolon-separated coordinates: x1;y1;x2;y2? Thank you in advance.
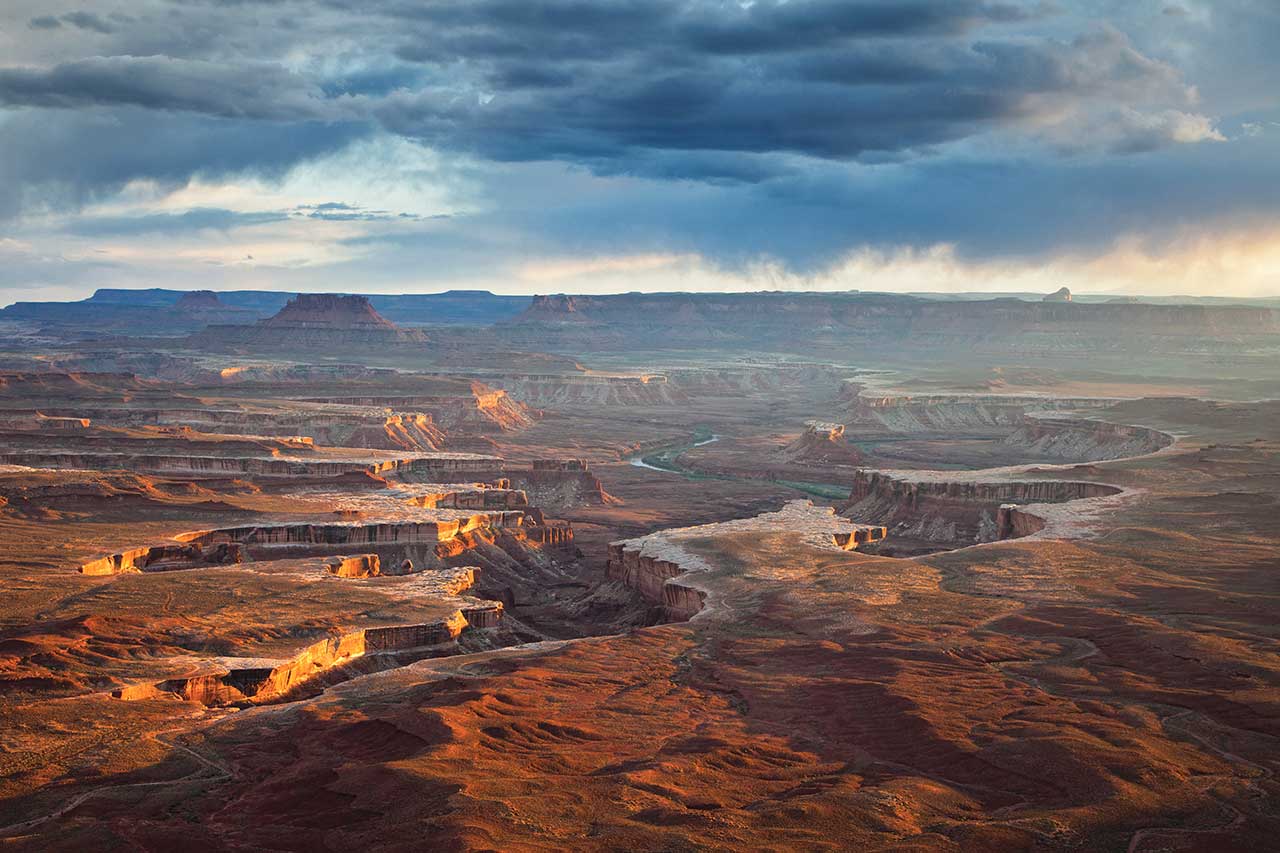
840;469;1122;550
781;422;865;466
502;292;1279;354
608;501;886;622
187;294;429;351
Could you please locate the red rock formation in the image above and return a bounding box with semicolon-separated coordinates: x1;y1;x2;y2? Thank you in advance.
187;293;429;349
781;422;864;466
995;503;1047;539
80;542;244;575
1;450;501;480
112;605;505;706
300;384;534;432
606;544;702;620
0;412;91;431
841;469;1121;549
267;293;399;331
325;553;381;578
509;459;615;508
1004;416;1171;460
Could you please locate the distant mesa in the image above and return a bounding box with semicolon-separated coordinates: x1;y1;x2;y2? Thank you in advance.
525;294;590;322
188;293;428;351
174;290;226;311
500;288;1279;354
265;293;400;331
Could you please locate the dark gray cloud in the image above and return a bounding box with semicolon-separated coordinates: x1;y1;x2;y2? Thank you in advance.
27;11;119;33
0;1;1221;197
0;107;369;218
0;56;339;119
372;3;1202;177
65;208;289;236
61;10;117;33
0;0;1273;286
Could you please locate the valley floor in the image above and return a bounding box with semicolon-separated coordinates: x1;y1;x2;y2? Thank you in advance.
0;346;1276;851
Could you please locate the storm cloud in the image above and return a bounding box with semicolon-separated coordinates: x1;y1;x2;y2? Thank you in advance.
0;0;1275;296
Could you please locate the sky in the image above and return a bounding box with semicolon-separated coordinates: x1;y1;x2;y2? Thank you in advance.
1;0;1278;303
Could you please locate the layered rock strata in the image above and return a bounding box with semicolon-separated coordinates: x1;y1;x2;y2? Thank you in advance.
187;293;430;350
0;412;91;431
2;450;500;479
112;600;503;706
608;501;887;621
781;421;865;466
481;372;686;407
508;459;614;507
81;509;573;575
80;542;245;576
1004;416;1172;460
296;384;533;432
841;469;1123;548
842;388;1114;433
503;292;1279;354
325;554;381;578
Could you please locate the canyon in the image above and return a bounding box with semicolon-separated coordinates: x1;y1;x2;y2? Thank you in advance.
0;288;1276;852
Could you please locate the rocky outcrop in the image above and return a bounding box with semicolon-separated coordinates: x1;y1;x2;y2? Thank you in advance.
1043;287;1072;303
299;384;533;433
325;554;381;578
406;486;529;511
112;602;503;705
781;422;865;466
485;373;688;407
82;509;573;574
174;290;227;311
177;512;531;550
0;371;146;395
840;387;1173;463
608;501;886;622
461;602;504;628
81;542;244;576
503;292;1279;354
996;504;1047;539
846;470;1121;508
0;412;91;431
508;459;615;508
667;363;847;395
187;294;429;351
1003;417;1172;460
349;413;448;451
90;406;448;451
606;546;705;621
0;450;501;479
841;470;1122;549
841;388;1113;434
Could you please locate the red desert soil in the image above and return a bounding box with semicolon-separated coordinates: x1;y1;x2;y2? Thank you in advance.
0;358;1276;852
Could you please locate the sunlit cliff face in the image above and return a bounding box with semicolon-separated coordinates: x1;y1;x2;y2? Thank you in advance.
0;0;1277;300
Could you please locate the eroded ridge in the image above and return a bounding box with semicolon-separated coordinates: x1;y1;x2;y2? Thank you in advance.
840;467;1126;553
81;508;574;575
0;449;503;479
608;500;887;620
112;577;505;707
